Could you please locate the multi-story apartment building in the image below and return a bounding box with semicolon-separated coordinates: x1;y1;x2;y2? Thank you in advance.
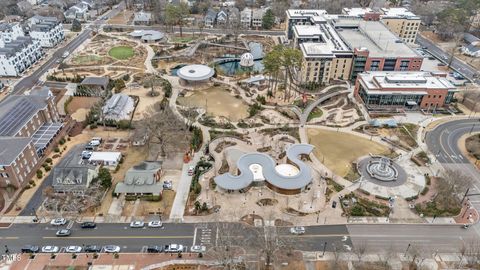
342;7;421;44
294;25;353;84
292;13;423;84
0;23;44;77
28;16;65;48
285;9;327;39
354;71;457;110
0;88;62;189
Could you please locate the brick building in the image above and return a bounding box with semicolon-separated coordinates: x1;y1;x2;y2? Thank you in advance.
0;87;62;189
354;71;457;111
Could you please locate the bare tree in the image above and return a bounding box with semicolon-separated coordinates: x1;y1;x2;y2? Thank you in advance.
209;222;246;270
380;244;395;269
355;0;372;8
353;241;368;264
141;104;191;158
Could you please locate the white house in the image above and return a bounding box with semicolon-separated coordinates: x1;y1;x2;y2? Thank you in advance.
88;152;122;168
28;16;65;48
0;23;43;77
64;2;90;22
133;11;152;25
216;9;228;25
241;8;252;28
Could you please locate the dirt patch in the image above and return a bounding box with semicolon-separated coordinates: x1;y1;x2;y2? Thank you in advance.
68;96;101;112
466;134;480;159
108;10;133;24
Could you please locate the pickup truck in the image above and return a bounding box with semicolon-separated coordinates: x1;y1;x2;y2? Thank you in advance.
164;244;184;253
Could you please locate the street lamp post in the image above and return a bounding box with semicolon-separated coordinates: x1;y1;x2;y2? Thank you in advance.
322;242;327;256
469;122;477;134
404;243;411;257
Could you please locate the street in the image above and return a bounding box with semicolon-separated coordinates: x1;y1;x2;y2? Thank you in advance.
0;222;477;255
416;35;480;84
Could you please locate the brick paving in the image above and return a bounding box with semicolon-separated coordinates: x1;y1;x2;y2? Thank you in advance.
10;253;211;270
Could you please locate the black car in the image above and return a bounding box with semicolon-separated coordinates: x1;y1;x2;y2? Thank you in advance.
81;222;97;229
84;245;101;253
147;246;162;253
331;201;337;208
21;245;39;253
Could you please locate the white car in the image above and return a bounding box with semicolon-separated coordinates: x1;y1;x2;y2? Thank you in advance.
65;246;82;253
103;245;120;253
89;140;100;146
165;244;184;253
130;221;145;228
190;245;206;253
187;166;195;176
62;51;69;58
42;246;60;253
50;218;67;226
148;221;163;228
289;226;305;235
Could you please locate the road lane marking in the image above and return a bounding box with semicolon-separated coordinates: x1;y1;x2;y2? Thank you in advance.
0;237;19;239
42;235;193;239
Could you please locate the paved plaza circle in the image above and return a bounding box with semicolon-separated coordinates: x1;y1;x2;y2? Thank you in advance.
177;64;214;81
357;156;407;187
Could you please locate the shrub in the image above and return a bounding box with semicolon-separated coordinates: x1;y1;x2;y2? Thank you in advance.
360;189;370;196
29;180;35;185
54;147;60;153
350;205;365;216
420;187;429;196
46;158;53;164
59;138;66;145
375;195;390;201
122;74;130;81
44;166;51;172
425;175;431;185
405;195;418;201
36;170;43;179
90;123;98;129
256;95;266;105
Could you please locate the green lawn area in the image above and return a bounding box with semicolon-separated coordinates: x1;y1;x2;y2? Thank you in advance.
108;46;134;60
307;107;323;121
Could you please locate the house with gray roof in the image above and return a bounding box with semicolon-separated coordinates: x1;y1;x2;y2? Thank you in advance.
80;76;109;91
204;9;217;28
462;33;480;57
114;161;163;196
52;151;98;194
133;11;152;25
28;16;65;48
102;93;135;121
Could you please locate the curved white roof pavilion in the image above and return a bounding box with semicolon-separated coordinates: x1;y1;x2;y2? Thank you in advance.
177;64;215;81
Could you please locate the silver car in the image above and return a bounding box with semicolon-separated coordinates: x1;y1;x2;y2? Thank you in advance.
65;246;82;253
103;245;120;253
42;246;59;253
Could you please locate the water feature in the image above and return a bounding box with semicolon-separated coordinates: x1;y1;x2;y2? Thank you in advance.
170;64;187;76
177;86;249;121
215;42;265;76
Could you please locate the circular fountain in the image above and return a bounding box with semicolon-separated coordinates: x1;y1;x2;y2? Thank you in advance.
366;157;398;182
357;155;407;187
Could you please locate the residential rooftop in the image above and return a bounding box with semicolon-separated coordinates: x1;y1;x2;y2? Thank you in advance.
380;7;419;19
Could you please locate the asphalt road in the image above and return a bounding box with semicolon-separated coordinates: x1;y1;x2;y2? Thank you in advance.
416;35;480;84
0;222;476;255
12;2;125;94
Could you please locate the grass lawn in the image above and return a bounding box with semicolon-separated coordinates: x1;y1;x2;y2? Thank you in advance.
307;128;389;177
307;107;323;121
108;46;134;60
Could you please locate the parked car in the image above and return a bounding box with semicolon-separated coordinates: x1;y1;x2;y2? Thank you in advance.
190;245;206;253
187;166;195;176
62;51;69;58
148;221;162;228
85;144;95;150
332;201;337;208
50;218;67;226
56;229;71;237
147;246;162;253
91;137;102;143
65;246;82;253
84;245;101;253
21;245;39;253
437;62;446;66
81;151;92;159
162;181;172;190
89;140;100;147
164;244;184;253
81;222;97;229
289;226;305;235
103;245;121;253
41;246;60;253
130;221;145;228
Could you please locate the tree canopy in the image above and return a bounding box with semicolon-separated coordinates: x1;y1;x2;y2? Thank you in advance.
165;3;190;37
262;9;275;30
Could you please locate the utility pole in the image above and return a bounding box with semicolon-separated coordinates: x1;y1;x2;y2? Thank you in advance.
404;243;411;257
322;241;327;256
